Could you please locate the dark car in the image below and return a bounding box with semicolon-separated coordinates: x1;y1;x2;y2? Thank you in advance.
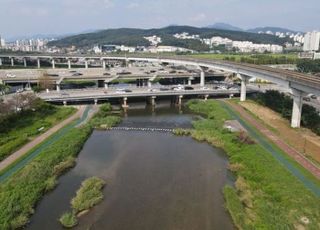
124;89;132;93
184;86;194;90
103;72;111;75
72;73;83;76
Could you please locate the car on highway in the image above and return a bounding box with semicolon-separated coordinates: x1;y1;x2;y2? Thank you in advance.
6;73;16;78
148;88;159;92
184;86;194;90
115;88;132;94
172;85;184;91
60;92;69;96
72;73;83;76
103;72;111;76
159;87;170;91
201;87;210;90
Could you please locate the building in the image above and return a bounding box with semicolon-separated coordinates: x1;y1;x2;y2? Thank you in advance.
303;31;320;51
0;36;5;47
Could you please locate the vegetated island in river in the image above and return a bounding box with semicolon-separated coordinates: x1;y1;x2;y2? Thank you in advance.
59;177;106;228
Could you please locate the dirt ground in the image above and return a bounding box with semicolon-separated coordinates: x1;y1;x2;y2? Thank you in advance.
239;101;320;164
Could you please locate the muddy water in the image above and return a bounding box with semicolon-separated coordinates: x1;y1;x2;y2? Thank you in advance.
28;104;234;230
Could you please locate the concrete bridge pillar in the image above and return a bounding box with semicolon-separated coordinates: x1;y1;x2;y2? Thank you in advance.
67;59;71;69
56;84;61;92
51;59;55;69
204;95;209;101
94;99;98;105
188;78;192;86
291;88;303;128
148;80;152;88
23;58;27;67
151;96;156;106
104;81;109;89
63;101;67;106
178;95;183;105
122;97;129;108
200;70;205;87
0;58;2;66
37;58;41;68
85;60;88;69
10;57;14;67
102;59;106;69
239;74;249;102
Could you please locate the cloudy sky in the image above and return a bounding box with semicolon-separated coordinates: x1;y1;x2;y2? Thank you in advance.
1;0;319;38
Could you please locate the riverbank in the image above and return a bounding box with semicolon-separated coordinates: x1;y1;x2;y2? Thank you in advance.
0;102;75;161
186;99;320;229
0;104;120;229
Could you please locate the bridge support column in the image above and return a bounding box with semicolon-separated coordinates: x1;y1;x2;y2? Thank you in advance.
94;99;98;105
188;78;192;86
178;95;183;105
200;70;205;87
10;57;14;67
148;80;152;88
23;58;27;67
122;97;129;108
37;58;41;68
51;59;55;69
204;95;209;101
151;96;156;107
102;59;106;69
85;60;88;69
104;81;108;89
56;84;61;92
240;74;249;102
291;89;303;128
63;101;67;106
0;58;2;66
67;59;71;69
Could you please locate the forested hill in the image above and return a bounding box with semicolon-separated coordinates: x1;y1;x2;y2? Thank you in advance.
48;26;292;51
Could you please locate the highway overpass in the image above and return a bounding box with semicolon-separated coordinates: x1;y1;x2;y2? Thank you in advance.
0;54;319;128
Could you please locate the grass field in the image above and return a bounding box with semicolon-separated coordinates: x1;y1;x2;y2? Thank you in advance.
186;99;320;229
0;105;75;161
186;53;298;64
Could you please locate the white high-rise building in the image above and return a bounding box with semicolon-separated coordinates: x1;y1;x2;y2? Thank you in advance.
303;31;320;51
0;36;5;47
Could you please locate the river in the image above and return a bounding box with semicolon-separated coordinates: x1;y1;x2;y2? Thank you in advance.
28;102;234;230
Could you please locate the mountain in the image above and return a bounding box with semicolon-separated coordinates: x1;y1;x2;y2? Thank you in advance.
48;26;293;51
206;23;243;32
247;27;301;34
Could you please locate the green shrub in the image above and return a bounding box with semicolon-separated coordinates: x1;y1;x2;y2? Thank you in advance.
71;177;106;213
59;211;78;228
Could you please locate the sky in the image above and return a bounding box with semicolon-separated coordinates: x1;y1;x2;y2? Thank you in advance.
1;0;320;39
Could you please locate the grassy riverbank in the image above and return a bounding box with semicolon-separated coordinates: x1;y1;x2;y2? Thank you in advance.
186;100;320;229
0;104;120;229
59;177;106;228
0;102;75;161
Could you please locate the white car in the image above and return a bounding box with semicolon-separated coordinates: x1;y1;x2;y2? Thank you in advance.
201;87;210;90
6;73;16;78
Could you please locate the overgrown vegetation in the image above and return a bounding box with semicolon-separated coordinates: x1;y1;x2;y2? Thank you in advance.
59;212;78;228
0;103;119;229
90;103;121;129
59;177;105;228
187;99;320;229
297;59;320;74
0;97;75;160
71;177;105;212
253;90;320;135
189;53;298;65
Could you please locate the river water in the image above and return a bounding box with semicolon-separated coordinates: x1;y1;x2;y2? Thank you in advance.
28;102;234;230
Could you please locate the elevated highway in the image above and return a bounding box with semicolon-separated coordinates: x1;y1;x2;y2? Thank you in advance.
1;54;319;128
